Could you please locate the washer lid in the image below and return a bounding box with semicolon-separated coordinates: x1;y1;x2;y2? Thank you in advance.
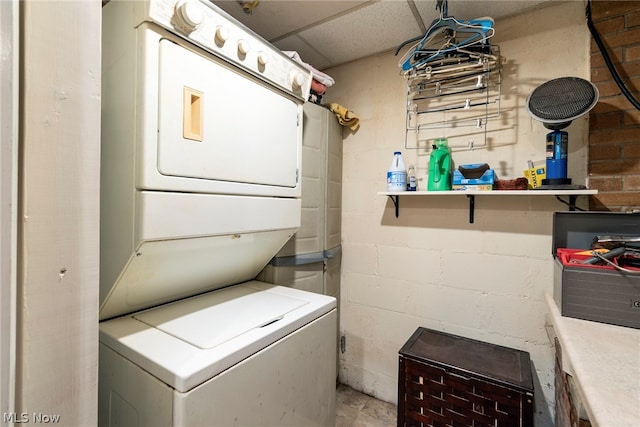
99;282;336;392
133;285;307;349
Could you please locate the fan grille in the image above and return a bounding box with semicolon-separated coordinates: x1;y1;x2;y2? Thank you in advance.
528;77;597;122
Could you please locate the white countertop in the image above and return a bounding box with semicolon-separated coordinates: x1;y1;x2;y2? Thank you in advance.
546;293;640;427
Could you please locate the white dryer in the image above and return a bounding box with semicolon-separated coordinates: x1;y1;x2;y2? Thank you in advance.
99;1;336;426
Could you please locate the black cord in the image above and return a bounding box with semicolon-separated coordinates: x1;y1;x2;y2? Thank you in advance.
586;0;640;110
555;196;586;211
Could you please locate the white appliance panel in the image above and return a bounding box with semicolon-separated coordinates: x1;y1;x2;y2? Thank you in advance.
135;191;301;241
174;309;337;427
101;18;304;200
99;344;174;427
133;285;307;349
157;39;299;188
100;193;300;320
144;0;312;101
99;308;336;427
99;282;336;392
99;228;295;321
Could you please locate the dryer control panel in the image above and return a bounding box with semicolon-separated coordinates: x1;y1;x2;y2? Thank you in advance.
143;0;311;101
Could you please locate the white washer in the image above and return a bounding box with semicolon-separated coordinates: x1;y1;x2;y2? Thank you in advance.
99;282;337;426
99;1;335;426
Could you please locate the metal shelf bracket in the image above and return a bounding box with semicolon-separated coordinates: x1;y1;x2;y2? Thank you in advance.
388;195;400;218
467;194;475;223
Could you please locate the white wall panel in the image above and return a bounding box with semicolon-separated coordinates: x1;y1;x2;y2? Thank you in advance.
0;0;18;419
17;2;100;425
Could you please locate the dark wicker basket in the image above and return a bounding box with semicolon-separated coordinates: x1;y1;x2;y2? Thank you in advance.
398;328;534;427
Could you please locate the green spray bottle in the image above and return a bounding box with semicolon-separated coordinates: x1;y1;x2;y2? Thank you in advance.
427;138;452;191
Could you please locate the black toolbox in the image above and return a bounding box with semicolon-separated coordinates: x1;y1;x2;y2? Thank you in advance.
552;211;640;329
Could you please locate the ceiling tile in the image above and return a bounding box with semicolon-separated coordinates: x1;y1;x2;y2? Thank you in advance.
211;0;368;40
208;0;556;70
284;1;423;69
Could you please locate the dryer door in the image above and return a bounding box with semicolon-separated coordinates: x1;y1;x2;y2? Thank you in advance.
156;39;300;189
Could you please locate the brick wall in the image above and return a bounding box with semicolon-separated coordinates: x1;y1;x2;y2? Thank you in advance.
589;1;640;211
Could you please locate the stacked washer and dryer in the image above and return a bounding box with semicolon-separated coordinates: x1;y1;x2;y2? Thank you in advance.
99;1;337;426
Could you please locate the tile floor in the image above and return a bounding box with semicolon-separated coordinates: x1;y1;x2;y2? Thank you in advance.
336;384;397;427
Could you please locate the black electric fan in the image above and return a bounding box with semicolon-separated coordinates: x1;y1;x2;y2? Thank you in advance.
526;77;599;189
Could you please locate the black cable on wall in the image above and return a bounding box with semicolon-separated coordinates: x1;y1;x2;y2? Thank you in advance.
586;0;640;111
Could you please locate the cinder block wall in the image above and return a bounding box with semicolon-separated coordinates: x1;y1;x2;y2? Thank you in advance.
589;1;640;211
327;3;589;425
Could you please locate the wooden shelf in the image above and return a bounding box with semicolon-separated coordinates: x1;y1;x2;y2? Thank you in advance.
378;189;598;223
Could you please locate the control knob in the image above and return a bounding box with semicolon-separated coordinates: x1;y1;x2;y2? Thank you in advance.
215;26;229;45
174;0;204;32
257;51;269;66
237;39;250;56
290;70;307;90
